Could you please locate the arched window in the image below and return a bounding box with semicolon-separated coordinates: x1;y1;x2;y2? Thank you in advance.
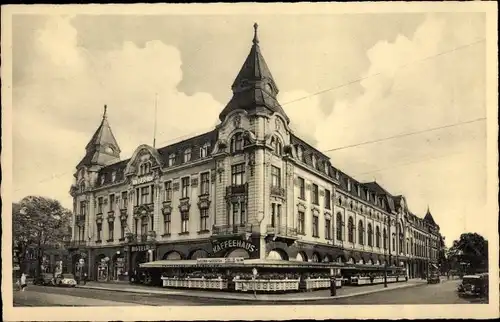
296;145;304;161
184;148;192;163
79;182;85;193
348;217;354;243
168;154;176;167
376;226;381;248
271;137;283;155
231;132;244;153
200;142;211;158
311;154;317;168
139;162;151;175
336;213;343;241
358;220;364;245
383;228;387;249
367;223;373;247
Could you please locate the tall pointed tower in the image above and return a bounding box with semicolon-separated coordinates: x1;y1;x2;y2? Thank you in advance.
219;23;290;124
424;206;436;226
77;105;121;169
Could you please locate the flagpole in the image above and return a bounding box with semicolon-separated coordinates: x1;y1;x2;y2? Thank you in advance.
153;93;158;148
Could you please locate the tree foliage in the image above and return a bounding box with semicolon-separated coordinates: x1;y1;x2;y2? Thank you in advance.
12;196;72;274
448;232;488;273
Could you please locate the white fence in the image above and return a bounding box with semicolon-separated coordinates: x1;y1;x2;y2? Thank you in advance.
161;277;228;290
234;278;300;292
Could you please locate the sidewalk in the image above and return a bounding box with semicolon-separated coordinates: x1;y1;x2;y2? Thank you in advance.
77;278;433;302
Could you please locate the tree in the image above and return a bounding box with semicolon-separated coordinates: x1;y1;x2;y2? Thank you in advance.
13;196;72;276
448;232;488;274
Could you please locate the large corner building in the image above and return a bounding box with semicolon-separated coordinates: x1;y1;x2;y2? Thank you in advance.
68;24;444;281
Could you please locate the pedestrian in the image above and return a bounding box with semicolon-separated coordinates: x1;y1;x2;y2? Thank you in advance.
20;273;28;292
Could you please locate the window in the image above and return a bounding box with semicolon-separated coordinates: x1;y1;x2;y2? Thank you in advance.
97;223;102;241
325;189;331;209
311;184;319;205
109;194;115;211
140;187;150;205
184;148;191;163
358;220;364;245
79;201;86;216
231;132;244;153
325;218;331;239
200;142;211;158
298;177;305;199
181;177;190;198
311;154;317;168
231;163;245;185
298;211;305;234
312;215;319;237
272;137;282;155
200;209;209;231
181;211;189;233
108;222;114;241
231;201;246;225
271;166;281;188
111;171;116;182
336;213;343;241
347;179;351;192
168;154;176;167
97;197;103;213
120;220;126;239
348;217;354;243
376;226;381;248
139;162;151;175
200;172;210;195
163;213;171;235
392;234;396;251
270;203;281;227
141;218;148;236
121;191;128;209
134;218;138;235
297;146;303;161
100;175;105;185
164;181;172;201
367;223;373;247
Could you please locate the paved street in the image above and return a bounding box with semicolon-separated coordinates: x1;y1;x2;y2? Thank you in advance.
12;279;487;306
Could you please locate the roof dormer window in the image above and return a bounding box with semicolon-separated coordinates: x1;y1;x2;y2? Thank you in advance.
184;148;192;163
100;175;105;185
168;153;176;167
296;145;304;161
271;137;283;155
311;154;317;168
111;171;116;182
347;179;351;192
200;142;211;158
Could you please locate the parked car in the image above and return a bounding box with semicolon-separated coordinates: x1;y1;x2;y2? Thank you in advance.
55;273;77;287
33;273;56;286
457;274;488;298
427;273;440;284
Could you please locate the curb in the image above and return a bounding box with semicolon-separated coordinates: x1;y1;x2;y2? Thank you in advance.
77;281;428;302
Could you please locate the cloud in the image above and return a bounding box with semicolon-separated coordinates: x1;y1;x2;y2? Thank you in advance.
13;16;221;206
310;14;486;245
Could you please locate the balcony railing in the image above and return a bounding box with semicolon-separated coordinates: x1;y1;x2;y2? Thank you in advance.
65;240;87;248
266;225;297;238
226;183;247;196
212;223;254;236
270;185;285;198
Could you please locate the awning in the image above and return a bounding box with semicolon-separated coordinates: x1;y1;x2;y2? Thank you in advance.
139;259;346;269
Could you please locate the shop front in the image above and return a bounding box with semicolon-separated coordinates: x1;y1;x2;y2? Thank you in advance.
211;236;260;259
130;243;156;275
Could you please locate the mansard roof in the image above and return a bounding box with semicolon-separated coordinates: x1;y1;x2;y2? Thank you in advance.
95;130;218;187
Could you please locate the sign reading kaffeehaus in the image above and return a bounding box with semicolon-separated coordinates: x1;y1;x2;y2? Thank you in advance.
212;239;257;253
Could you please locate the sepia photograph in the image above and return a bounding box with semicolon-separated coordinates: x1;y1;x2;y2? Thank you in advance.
1;2;498;321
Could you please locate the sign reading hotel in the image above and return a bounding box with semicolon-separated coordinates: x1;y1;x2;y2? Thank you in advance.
212;239;257;254
131;244;156;252
131;174;154;186
197;257;245;264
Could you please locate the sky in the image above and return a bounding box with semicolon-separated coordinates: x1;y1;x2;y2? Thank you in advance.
10;11;489;247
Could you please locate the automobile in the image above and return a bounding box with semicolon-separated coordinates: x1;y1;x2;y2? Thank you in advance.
457;274;488;298
55;273;77;287
33;273;56;286
427;273;440;284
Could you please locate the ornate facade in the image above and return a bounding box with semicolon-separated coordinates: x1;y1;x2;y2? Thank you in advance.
68;24;443;281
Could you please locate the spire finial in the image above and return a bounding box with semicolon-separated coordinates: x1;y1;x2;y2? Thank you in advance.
253;22;259;45
103;104;108;120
